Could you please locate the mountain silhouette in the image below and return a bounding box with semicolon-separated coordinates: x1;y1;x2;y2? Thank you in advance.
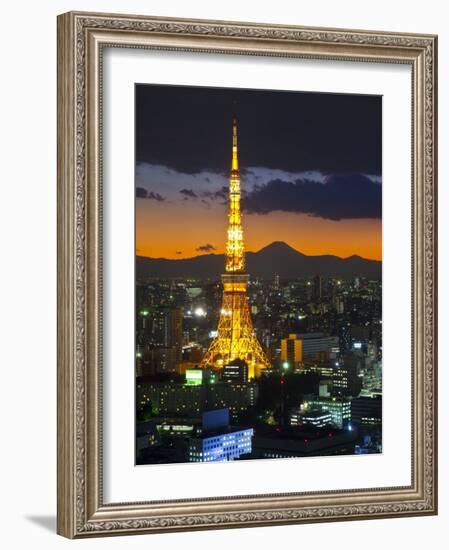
136;241;381;280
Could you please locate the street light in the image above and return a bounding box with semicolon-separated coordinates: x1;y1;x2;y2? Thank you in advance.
282;361;289;370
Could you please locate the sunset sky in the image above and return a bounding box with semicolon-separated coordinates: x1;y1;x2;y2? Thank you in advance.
135;85;382;261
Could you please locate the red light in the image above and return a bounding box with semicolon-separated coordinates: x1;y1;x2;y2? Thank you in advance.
280;379;285;385
304;439;308;443
328;433;333;437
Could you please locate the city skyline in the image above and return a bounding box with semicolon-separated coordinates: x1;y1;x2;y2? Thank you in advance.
135;84;382;261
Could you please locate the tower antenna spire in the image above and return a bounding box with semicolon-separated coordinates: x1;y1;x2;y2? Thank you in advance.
232;116;239;172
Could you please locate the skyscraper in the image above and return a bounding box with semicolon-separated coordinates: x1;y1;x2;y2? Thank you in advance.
200;118;269;378
281;334;303;368
313;274;322;302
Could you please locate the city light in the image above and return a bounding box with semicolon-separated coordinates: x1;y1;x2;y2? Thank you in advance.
282;361;289;370
194;307;207;317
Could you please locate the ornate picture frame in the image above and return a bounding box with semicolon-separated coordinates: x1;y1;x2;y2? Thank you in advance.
57;11;437;538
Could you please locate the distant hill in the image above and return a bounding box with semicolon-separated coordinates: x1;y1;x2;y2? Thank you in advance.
136;241;381;280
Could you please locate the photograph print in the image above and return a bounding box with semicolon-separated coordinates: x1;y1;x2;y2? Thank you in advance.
135;84;382;466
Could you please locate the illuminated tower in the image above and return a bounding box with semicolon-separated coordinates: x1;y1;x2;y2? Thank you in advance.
200;118;270;378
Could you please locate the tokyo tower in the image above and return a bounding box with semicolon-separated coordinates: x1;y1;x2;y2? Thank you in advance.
200;118;270;378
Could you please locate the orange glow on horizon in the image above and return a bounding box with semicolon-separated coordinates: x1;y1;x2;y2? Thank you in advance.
136;199;382;262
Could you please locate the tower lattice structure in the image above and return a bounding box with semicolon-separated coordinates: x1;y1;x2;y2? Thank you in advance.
200;118;270;378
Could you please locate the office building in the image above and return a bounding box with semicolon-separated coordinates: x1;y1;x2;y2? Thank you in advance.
351;396;382;426
302;397;351;429
333;355;363;397
222;361;248;383
188;409;253;462
136;379;258;419
289;408;332;428
313;274;322;302
152;307;183;362
282;333;339;363
299;360;334;378
281;334;302;368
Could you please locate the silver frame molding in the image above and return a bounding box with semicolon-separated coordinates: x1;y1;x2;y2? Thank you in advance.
57;11;438;538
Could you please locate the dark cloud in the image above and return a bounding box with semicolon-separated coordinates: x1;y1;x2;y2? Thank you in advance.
195;244;217;253
200;186;228;201
179;188;197;198
244;174;381;220
136;187;166;201
148;192;166;201
136;84;381;176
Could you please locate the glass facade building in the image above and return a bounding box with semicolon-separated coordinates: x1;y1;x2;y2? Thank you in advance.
189;428;254;462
